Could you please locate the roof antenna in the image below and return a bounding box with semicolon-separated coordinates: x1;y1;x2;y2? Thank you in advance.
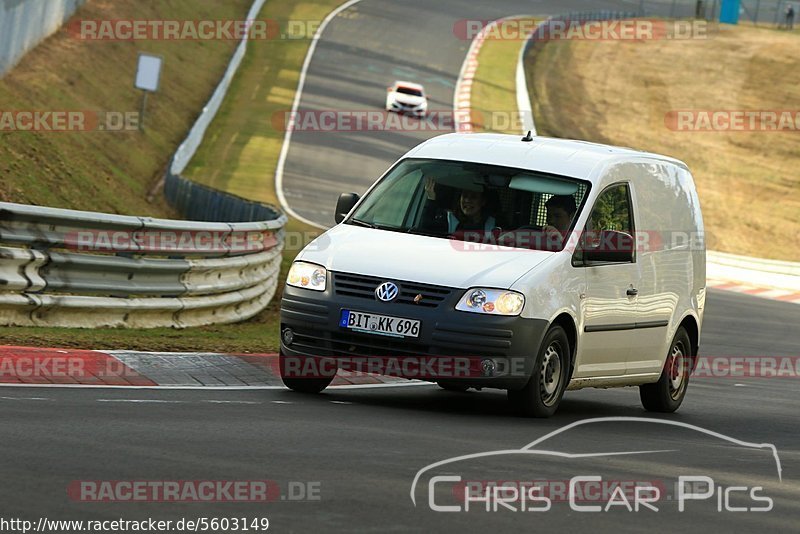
521;130;534;142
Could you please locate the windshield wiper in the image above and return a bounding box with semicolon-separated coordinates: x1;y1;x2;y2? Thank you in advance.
348;219;405;232
347;218;377;229
406;227;444;238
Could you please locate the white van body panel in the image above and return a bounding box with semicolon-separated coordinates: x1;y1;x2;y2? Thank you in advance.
293;133;705;391
297;224;555;289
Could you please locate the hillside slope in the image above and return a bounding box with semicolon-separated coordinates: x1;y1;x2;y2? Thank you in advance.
526;25;800;261
0;0;251;216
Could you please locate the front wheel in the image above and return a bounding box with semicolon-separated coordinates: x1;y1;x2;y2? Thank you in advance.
639;327;693;413
508;325;570;418
279;352;335;394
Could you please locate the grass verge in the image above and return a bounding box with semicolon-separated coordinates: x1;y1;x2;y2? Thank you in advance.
471;18;539;135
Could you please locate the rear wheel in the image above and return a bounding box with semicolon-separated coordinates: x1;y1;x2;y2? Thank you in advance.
640;327;693;413
508;325;570;418
279;352;335;394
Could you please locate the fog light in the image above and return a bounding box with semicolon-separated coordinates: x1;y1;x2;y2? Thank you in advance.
282;328;295;346
480;358;497;377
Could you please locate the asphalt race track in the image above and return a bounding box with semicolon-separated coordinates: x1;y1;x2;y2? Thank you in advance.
2;1;798;532
1;289;798;532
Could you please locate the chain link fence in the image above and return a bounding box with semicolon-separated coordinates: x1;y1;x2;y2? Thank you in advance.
637;0;797;26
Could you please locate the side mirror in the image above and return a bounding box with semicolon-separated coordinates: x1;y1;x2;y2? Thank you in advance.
583;230;635;263
335;193;360;224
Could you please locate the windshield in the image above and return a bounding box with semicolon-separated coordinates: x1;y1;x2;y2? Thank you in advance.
396;86;423;96
347;158;589;251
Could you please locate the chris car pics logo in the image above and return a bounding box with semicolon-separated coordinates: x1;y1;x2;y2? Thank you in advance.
410;417;781;513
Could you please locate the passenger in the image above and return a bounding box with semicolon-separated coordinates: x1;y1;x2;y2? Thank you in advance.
422;177;497;234
543;195;577;249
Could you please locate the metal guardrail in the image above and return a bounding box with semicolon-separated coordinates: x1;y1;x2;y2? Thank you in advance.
164;170;282;223
0;201;287;328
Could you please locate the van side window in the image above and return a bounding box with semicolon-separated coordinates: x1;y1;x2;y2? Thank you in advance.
588;184;633;234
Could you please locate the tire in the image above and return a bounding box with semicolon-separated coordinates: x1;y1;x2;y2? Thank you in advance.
508;325;570;418
640;327;693;413
437;380;470;392
279;352;335;394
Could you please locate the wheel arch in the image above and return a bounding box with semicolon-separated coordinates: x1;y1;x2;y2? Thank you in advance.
550;312;578;380
678;314;700;367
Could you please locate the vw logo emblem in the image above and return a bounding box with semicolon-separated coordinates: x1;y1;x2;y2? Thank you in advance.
375;282;399;302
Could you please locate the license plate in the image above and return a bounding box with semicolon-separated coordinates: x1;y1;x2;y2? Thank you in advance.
339;310;421;338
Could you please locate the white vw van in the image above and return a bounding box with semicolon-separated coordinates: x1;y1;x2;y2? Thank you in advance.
279;133;705;417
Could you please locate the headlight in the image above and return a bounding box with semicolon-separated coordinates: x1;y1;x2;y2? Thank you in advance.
456;288;525;316
286;262;327;291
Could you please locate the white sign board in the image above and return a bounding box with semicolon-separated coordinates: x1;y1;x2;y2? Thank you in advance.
135;54;162;92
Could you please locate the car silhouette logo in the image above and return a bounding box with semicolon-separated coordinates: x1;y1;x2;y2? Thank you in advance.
375;282;399;302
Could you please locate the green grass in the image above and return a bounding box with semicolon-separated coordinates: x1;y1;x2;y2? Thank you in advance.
470;18;539;135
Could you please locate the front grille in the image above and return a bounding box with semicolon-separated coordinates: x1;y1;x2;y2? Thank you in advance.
289;327;504;360
332;272;452;308
292;328;511;364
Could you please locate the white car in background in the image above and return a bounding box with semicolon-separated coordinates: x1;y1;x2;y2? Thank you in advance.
385;81;427;117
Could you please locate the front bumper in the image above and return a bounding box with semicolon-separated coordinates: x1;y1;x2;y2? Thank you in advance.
279;274;548;389
388;101;426;116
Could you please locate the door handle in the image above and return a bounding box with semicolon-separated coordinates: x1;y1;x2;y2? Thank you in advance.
626;288;639;297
